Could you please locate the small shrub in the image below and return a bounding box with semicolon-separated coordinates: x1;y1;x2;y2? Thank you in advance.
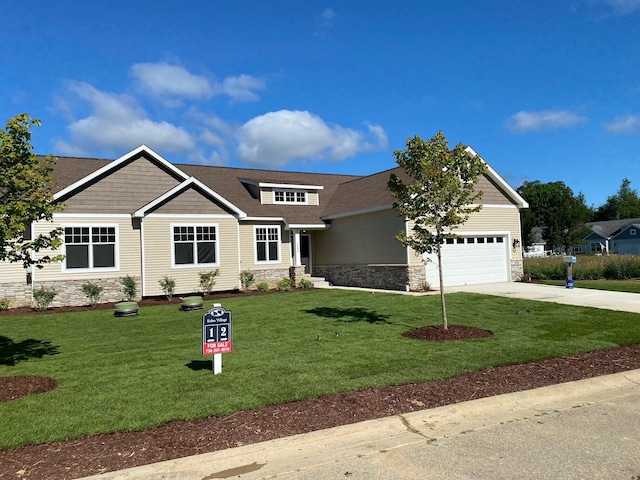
256;282;269;292
239;270;255;292
121;275;137;302
0;298;9;311
297;278;313;289
276;278;295;292
158;275;176;301
422;281;432;291
33;287;56;311
199;270;220;295
81;282;104;307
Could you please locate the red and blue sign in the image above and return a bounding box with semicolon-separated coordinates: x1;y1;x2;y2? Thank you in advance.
202;305;233;355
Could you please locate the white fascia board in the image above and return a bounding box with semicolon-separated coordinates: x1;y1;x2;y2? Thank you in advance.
465;146;529;209
239;178;324;190
286;224;328;230
241;216;288;224
54;145;190;200
133;177;247;218
322;204;394;221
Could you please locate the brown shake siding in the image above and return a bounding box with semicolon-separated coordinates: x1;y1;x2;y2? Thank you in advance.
141;215;240;296
475;176;517;206
59;156;182;214
314;209;407;266
150;187;230;215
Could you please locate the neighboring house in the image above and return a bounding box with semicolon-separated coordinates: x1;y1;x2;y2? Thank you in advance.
582;218;640;255
523;227;549;258
0;145;528;307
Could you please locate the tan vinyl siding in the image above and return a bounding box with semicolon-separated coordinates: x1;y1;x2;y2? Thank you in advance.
406;206;523;265
238;222;290;269
0;261;28;282
60;155;182;214
33;215;142;280
142;215;240;296
315;208;406;265
261;189;274;204
308;192;319;206
151;187;230;215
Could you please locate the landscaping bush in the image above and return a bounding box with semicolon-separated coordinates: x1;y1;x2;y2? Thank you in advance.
276;277;295;292
239;270;255;292
121;275;137;301
158;275;176;301
198;270;220;295
256;282;269;292
297;278;313;289
81;282;104;307
0;298;9;311
33;287;56;311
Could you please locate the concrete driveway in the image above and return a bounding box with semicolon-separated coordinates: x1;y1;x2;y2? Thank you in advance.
447;281;640;313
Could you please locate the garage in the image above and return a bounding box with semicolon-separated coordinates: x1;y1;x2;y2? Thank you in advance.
424;235;510;288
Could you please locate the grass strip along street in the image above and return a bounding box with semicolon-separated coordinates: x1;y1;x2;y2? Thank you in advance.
1;288;640;450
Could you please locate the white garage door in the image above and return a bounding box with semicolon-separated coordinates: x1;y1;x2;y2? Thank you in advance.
424;235;509;288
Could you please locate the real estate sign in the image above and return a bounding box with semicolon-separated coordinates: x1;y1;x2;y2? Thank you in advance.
202;305;233;355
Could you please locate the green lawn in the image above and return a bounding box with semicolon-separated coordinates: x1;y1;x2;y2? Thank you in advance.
538;279;640;293
1;288;640;449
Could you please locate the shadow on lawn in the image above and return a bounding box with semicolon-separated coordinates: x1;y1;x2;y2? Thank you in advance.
186;360;216;371
303;307;398;325
0;336;60;366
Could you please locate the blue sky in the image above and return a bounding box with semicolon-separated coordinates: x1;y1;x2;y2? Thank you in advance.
2;0;639;207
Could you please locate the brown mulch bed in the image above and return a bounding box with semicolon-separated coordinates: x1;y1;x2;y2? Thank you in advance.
2;292;640;479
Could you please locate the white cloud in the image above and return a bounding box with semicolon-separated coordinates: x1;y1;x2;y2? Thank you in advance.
505;110;587;133
595;0;640;15
222;74;266;102
54;82;196;156
605;114;640;134
236;110;387;167
130;62;213;100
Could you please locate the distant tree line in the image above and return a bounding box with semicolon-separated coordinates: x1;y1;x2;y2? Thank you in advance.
517;178;640;253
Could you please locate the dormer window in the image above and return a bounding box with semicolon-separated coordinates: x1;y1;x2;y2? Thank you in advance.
274;189;307;204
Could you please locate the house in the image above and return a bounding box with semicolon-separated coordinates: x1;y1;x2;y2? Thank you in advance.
582;218;640;255
0;145;528;307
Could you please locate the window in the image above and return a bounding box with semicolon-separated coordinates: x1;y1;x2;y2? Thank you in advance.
173;225;218;266
274;189;307;204
631;229;636;236
255;226;280;262
64;226;117;270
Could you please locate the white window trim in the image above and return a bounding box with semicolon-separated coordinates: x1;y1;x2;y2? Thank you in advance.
254;225;282;264
273;189;308;205
62;224;120;273
171;223;220;269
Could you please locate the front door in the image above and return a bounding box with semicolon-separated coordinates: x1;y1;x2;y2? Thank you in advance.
301;234;311;274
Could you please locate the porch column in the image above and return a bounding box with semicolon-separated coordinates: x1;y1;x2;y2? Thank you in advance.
293;229;302;266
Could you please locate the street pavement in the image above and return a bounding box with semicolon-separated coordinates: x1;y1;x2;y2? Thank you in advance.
83;282;640;480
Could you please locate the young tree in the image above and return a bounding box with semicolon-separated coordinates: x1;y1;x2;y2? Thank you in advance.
387;132;487;329
0;114;63;268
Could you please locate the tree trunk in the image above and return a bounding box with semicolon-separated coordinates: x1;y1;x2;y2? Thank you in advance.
436;243;448;330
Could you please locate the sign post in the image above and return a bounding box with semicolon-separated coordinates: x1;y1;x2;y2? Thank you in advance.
202;303;233;374
563;255;577;289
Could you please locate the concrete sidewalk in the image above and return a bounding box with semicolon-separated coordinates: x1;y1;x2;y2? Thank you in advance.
446;281;640;313
83;370;640;479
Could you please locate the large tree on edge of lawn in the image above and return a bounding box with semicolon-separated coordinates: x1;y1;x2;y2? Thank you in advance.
0;113;64;268
387;132;487;330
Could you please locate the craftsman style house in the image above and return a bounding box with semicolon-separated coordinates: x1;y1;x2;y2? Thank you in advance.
0;145;528;307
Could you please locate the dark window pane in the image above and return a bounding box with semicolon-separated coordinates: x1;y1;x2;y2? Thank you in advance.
268;241;278;261
197;242;215;264
66;245;89;269
257;243;267;261
175;243;194;264
93;244;115;268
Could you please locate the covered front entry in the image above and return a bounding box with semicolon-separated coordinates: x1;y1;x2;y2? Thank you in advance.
291;230;313;275
424;234;509;288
